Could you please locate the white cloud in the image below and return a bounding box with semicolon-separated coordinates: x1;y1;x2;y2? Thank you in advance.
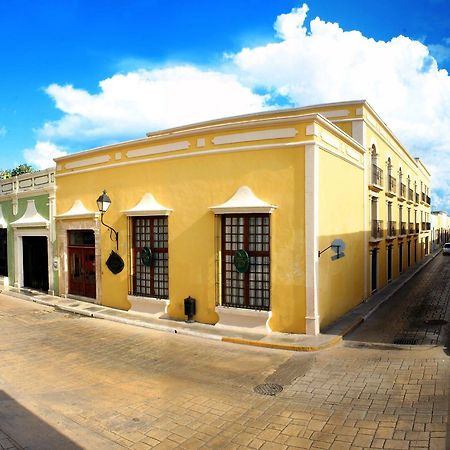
23;141;67;169
29;2;450;211
0;126;6;138
39;66;269;142
230;3;450;211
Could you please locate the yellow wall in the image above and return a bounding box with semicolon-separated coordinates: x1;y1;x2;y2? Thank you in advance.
55;101;431;334
56;124;311;332
363;106;431;295
318;148;365;327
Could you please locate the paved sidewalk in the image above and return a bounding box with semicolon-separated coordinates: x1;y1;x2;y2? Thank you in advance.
2;250;441;352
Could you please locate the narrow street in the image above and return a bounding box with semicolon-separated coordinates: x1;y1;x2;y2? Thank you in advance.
345;253;450;348
0;255;448;449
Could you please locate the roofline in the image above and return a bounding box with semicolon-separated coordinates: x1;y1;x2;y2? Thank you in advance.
54;110;366;164
145;99;368;138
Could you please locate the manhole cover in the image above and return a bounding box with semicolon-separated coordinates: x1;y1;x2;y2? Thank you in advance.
253;383;283;396
84;307;103;312
393;337;417;345
424;319;448;326
68;303;80;307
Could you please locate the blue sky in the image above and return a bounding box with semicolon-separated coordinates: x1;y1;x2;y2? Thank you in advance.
1;0;450;210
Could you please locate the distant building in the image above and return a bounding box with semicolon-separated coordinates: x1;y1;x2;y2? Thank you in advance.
0;169;57;294
431;211;449;250
53;100;431;335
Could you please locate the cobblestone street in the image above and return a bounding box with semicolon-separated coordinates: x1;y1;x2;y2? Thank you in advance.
0;256;449;449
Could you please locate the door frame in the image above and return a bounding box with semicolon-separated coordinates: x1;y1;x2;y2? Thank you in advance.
57;218;101;304
14;228;53;294
68;241;96;299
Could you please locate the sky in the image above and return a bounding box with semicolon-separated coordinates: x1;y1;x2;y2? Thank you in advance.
1;0;450;211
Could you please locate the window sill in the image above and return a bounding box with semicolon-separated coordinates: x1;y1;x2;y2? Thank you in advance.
127;295;169;317
215;305;271;332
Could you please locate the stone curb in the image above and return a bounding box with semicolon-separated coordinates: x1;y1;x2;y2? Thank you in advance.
2;250;440;353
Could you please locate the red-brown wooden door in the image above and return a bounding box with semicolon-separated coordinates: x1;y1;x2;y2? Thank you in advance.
68;246;96;299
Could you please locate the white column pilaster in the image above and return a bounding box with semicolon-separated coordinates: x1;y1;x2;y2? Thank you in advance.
305;143;320;335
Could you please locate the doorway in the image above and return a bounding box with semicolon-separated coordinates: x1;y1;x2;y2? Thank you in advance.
387;245;392;282
22;236;49;292
0;229;7;276
68;230;96;299
371;248;378;292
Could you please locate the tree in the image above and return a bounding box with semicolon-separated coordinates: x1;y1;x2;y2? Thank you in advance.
0;164;34;179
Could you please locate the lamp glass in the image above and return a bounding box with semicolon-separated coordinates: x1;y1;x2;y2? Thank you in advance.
97;191;111;213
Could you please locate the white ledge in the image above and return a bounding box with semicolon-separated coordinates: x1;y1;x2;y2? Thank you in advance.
209;186;277;214
56;200;100;220
122;193;172;217
11;200;49;228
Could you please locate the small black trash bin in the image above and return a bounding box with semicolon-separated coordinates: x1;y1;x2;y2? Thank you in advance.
184;296;196;323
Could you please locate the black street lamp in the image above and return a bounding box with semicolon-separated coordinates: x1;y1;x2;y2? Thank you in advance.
96;190;119;250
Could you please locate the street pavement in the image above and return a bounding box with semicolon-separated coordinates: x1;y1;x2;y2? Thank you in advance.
0;256;448;449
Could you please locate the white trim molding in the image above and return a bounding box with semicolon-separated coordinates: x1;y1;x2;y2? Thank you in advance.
126;141;190;158
10;199;49;228
305;144;320;335
212;128;297;145
56;218;101;304
13;228;54;295
209;186;277;214
0;206;7;228
65;155;111;170
127;295;169;317
56;200;100;220
215;306;272;333
122;193;172;217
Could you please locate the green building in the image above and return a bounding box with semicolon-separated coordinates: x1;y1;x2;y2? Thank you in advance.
0;168;58;295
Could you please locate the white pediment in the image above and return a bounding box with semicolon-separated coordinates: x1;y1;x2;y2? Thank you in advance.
11;200;49;228
0;206;7;228
56;200;100;220
122;193;172;216
209;186;277;214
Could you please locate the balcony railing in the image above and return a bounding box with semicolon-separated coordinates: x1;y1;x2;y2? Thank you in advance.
387;221;397;237
371;220;384;239
408;188;413;202
422;192;426;202
400;221;407;235
399;183;406;199
415;193;419;203
387;175;396;194
408;222;414;234
426;195;431;205
421;222;431;231
0;168;55;196
415;223;420;233
371;165;384;187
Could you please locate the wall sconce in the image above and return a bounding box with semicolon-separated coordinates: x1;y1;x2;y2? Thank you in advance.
96;190;119;250
318;238;346;260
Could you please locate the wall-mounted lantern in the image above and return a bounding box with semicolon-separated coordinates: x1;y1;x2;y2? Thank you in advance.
318;239;346;260
96;190;119;251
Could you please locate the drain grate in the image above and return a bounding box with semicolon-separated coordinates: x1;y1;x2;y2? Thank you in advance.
254;383;283;396
393;337;418;345
424;319;448;326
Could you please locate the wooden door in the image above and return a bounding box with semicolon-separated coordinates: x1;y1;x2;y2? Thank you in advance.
68;246;96;298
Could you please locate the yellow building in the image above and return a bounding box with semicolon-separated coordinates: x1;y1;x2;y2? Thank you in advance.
54;100;431;335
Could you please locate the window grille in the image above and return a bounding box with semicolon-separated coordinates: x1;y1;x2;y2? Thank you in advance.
131;217;168;299
221;214;270;310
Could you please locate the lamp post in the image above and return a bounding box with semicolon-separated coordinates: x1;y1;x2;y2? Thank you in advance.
96;190;119;250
